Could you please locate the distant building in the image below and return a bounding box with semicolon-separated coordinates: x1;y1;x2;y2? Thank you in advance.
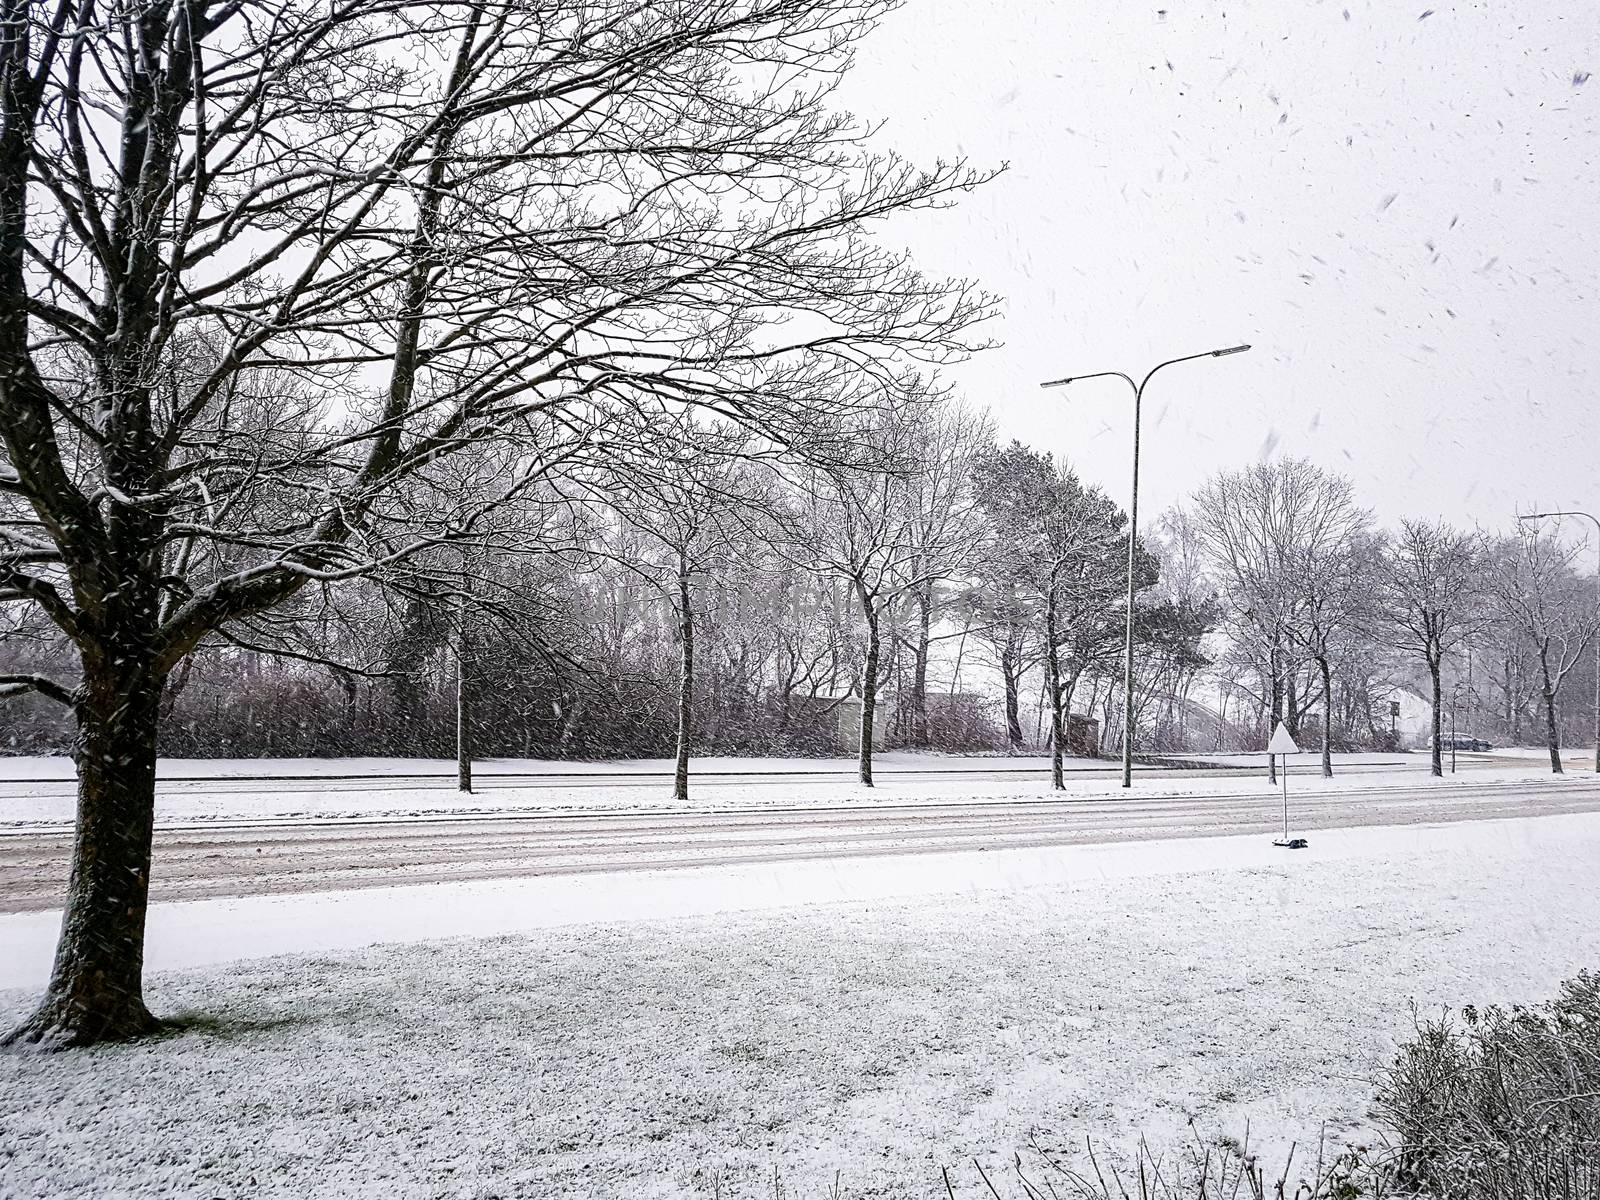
829;696;885;754
821;692;1007;754
1375;684;1434;748
1064;713;1100;757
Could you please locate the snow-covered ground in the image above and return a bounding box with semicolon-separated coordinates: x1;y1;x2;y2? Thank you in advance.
0;751;1562;828
0;751;1174;782
4;811;1598;1198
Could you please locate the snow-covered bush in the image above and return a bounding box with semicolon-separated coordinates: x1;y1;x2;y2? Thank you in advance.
1377;970;1600;1200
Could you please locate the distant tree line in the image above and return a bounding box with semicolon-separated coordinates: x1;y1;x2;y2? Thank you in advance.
10;435;1589;790
0;406;1178;779
1177;460;1598;779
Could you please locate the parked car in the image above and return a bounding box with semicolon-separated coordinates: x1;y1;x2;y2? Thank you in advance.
1429;735;1493;752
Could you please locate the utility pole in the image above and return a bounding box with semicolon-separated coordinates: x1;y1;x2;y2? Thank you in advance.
1041;344;1252;787
456;589;473;794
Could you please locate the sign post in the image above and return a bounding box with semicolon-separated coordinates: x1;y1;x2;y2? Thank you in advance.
1266;722;1307;849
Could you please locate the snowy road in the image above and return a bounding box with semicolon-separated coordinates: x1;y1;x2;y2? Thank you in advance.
4;774;1597;911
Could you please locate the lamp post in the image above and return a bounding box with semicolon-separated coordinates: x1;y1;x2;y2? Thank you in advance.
1518;510;1600;774
1041;344;1252;788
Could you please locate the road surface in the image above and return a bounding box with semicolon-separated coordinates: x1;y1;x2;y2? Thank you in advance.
4;773;1597;912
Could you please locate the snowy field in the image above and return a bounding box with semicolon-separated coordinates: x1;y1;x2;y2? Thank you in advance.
0;750;1434;783
4;811;1598;1198
0;751;1134;781
0;750;1567;828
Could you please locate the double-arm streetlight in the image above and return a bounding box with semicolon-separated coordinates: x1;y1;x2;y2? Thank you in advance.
1517;509;1600;774
1041;345;1251;788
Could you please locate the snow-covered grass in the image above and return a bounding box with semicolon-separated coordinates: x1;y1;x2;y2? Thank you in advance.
0;751;1163;782
0;752;1564;829
0;814;1574;990
4;812;1598;1199
0;749;1430;781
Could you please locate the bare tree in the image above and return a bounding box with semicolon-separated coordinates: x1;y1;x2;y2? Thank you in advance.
1487;528;1600;775
1190;459;1368;778
788;397;984;785
889;403;992;747
958;581;1041;750
1142;509;1222;752
1474;617;1542;746
768;573;858;737
595;419;776;803
1379;520;1487;776
1286;524;1376;779
0;0;993;1047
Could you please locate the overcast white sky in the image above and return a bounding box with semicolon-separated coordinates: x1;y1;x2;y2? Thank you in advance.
839;0;1598;531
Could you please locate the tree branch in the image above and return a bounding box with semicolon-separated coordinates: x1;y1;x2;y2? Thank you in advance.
0;673;74;705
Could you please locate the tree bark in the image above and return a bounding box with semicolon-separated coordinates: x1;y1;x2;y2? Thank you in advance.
1497;659;1510;742
334;671;359;754
157;655;195;727
674;569;694;804
5;664;164;1048
1539;642;1563;775
1429;657;1444;777
1000;644;1024;750
909;584;932;747
859;603;879;787
1267;642;1281;784
556;692;583;758
1045;592;1065;790
1316;654;1334;778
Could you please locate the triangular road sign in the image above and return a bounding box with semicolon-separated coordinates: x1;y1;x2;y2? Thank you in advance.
1267;722;1301;755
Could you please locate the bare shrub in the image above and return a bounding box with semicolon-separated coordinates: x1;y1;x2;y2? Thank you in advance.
1376;971;1600;1199
941;1127;1392;1199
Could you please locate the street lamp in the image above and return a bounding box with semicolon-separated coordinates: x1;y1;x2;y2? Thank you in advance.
1041;344;1252;788
1518;510;1600;774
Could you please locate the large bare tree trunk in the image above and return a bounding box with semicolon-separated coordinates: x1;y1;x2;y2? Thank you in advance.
1497;659;1510;742
334;671;359;753
1000;645;1024;750
1045;595;1065;790
1539;643;1563;775
674;570;694;804
859;606;880;786
1429;657;1444;777
1268;643;1281;784
5;662;164;1048
909;584;932;747
556;692;584;758
1317;655;1334;778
